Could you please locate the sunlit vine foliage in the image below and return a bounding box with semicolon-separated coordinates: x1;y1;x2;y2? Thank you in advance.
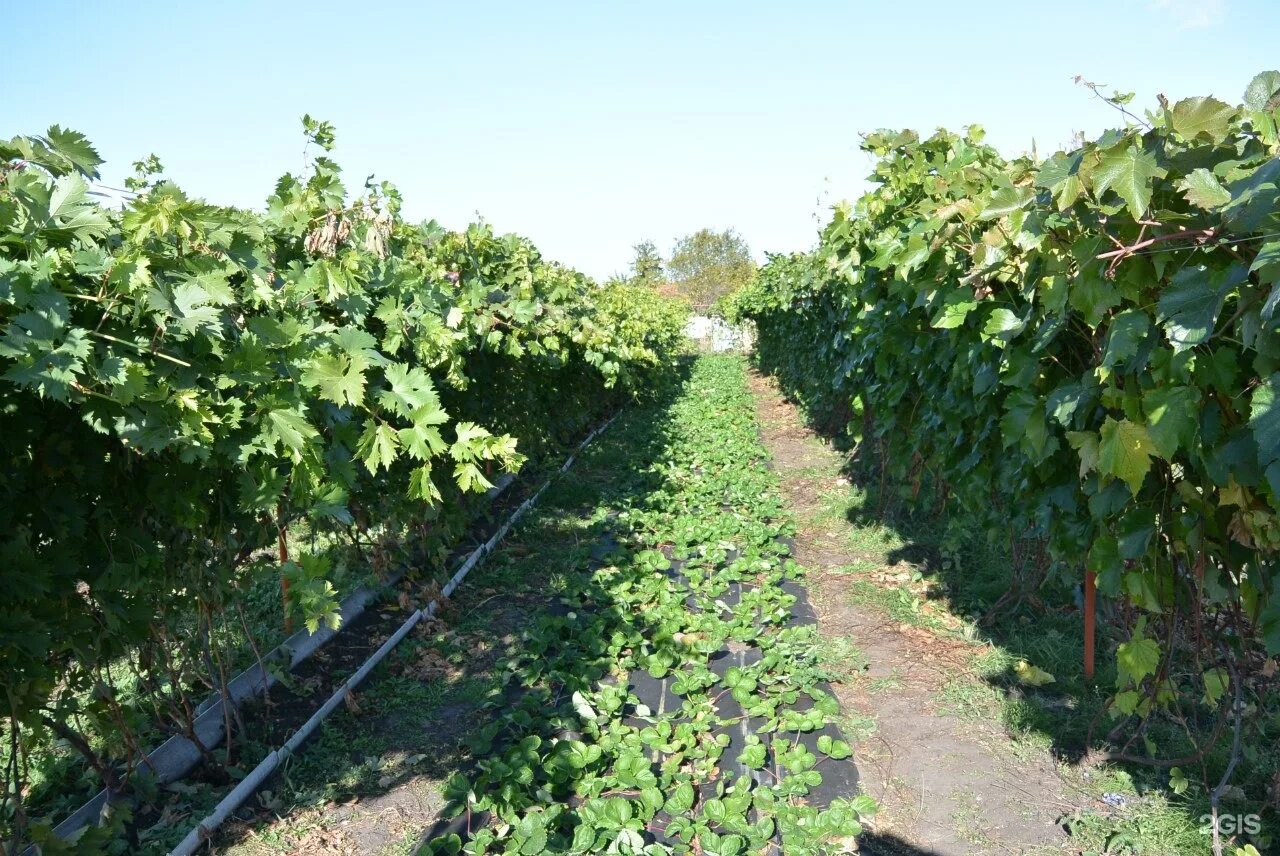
0;120;687;849
729;74;1280;759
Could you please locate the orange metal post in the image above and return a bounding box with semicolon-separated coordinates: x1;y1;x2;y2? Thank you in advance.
1083;569;1097;680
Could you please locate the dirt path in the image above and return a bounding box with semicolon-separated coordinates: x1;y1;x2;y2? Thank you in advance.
748;369;1073;856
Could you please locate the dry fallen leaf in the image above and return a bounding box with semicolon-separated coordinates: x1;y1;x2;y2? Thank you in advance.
343;689;362;715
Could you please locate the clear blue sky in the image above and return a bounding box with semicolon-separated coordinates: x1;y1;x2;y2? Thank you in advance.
4;0;1277;279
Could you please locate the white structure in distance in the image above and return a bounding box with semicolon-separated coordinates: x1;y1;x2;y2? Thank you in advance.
685;315;752;352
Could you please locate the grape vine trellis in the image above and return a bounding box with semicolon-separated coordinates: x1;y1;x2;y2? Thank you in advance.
0;119;687;851
728;72;1280;844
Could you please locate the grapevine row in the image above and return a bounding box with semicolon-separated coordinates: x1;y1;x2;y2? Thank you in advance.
0;119;687;849
729;72;1280;799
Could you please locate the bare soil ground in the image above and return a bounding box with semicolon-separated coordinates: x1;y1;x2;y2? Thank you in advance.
747;369;1076;856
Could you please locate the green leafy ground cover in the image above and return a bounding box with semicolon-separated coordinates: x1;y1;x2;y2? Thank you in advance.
415;354;873;855
166;354;871;856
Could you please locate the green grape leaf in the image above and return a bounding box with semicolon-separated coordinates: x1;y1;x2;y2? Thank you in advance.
301;353;365;407
1243;70;1280;112
1252;241;1280;289
1102;308;1150;368
1202;668;1229;705
932;291;978;329
1098;417;1156;495
358;421;400;474
980;181;1034;220
45;125;104;178
1156;264;1243;352
1116;636;1161;686
1092;142;1164;218
264;407;317;456
1142;386;1199;459
1169;96;1236;143
1177;168;1232;210
981;307;1025;342
1067;430;1100;477
1250;373;1280;468
1036;150;1085;210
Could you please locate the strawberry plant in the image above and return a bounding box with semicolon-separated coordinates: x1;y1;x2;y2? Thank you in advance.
424;356;872;855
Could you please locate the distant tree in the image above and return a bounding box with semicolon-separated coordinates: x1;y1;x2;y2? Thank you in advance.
630;240;664;286
666;228;754;309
